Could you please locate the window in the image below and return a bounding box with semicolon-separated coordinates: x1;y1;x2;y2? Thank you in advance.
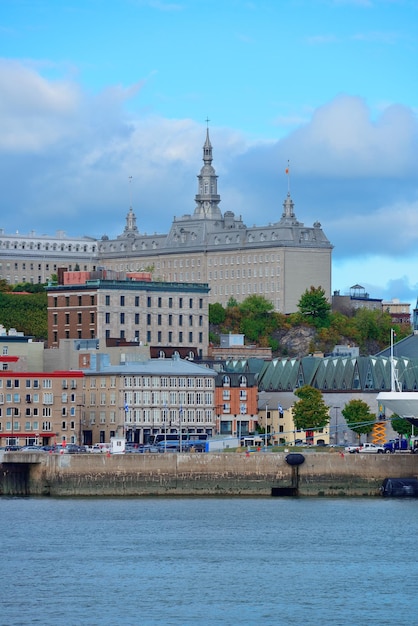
105;312;110;324
105;295;110;306
120;313;125;324
120;295;125;306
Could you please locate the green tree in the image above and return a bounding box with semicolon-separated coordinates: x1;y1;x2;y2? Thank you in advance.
292;385;330;430
297;286;331;328
342;399;375;441
391;414;413;438
0;279;11;292
209;302;226;325
0;291;47;339
238;295;275;343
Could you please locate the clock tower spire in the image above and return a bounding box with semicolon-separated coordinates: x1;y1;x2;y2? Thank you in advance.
194;124;222;218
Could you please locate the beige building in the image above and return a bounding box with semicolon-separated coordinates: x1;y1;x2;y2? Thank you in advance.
0;229;97;285
0;370;85;447
98;130;332;313
0;328;44;372
1;131;332;314
258;391;330;446
80;353;217;445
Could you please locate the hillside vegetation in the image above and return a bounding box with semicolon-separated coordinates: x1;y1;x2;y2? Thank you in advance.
209;289;411;358
0;280;48;339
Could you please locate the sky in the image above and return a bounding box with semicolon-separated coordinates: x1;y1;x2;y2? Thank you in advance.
1;0;418;308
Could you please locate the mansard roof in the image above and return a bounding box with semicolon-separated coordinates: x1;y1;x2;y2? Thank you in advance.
97;130;332;257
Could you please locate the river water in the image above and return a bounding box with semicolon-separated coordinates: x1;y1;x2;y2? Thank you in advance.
1;496;417;626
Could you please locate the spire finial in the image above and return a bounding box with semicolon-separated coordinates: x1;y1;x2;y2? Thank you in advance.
205;116;210;129
128;175;133;208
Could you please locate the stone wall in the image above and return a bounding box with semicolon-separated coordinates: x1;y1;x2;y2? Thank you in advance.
0;451;414;497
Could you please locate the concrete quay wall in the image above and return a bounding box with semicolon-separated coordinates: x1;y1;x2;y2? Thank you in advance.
5;451;416;497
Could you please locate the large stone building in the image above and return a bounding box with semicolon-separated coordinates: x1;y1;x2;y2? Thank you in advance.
0;229;97;285
81;352;217;445
1;130;333;314
98;130;333;313
0;369;85;448
46;270;209;357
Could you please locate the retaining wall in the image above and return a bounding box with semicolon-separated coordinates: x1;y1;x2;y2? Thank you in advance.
1;451;418;497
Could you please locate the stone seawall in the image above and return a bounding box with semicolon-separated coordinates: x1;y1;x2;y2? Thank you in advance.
2;451;418;497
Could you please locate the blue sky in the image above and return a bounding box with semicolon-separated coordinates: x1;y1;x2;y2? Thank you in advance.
1;0;418;308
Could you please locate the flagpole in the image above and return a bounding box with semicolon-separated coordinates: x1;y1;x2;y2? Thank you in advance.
390;328;395;392
179;406;182;453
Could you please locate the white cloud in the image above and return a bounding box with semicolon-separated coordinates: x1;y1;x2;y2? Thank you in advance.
0;62;418;307
280;95;418;177
0;60;81;152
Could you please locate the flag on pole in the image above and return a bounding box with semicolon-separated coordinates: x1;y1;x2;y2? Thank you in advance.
124;403;129;413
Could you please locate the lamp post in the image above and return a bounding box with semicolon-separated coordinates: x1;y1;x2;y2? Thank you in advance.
265;404;268;449
334;406;340;445
179;405;183;453
77;404;85;446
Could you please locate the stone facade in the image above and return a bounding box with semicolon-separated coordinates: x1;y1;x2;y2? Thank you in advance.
1;131;333;314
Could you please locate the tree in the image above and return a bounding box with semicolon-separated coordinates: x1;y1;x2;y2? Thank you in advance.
297;286;331;328
391;414;413;438
0;279;11;292
238;295;275;343
209;302;226;325
342;399;375;441
292;385;330;431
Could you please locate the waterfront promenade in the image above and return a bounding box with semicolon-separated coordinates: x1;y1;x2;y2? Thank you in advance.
1;449;417;497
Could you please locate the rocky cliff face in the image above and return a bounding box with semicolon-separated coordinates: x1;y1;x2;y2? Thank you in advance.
276;326;317;359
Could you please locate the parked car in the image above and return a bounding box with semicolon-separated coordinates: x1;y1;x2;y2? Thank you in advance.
358;442;385;454
20;445;46;452
65;444;88;454
345;443;361;453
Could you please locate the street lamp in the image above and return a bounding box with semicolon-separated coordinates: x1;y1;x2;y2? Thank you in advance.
179;405;183;453
77;404;85;446
265;404;268;449
333;406;340;445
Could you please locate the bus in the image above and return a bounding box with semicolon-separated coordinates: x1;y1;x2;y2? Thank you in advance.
149;433;209;446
